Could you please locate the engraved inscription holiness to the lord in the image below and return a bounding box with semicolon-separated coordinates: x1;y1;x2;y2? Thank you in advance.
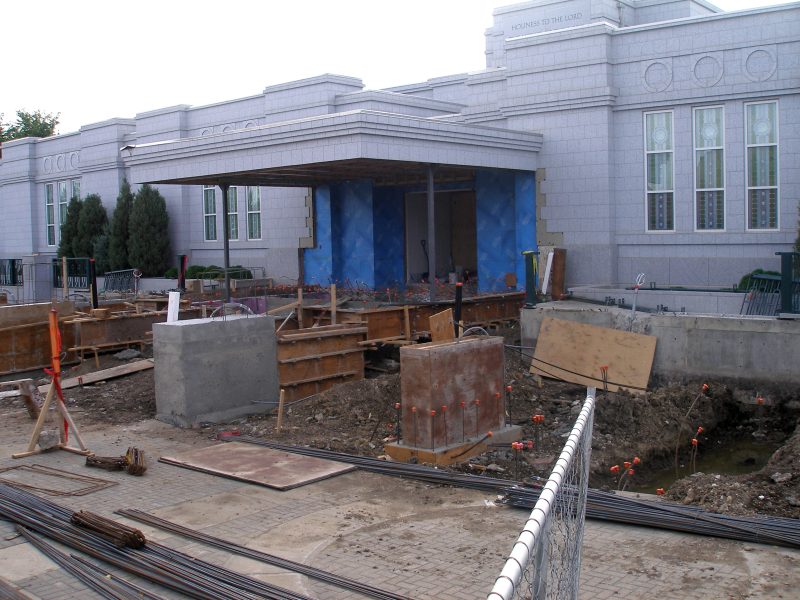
511;12;584;32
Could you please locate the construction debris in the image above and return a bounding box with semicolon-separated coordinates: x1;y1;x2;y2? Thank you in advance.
86;446;147;476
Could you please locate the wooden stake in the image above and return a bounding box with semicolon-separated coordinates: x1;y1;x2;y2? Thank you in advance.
331;284;337;325
403;306;412;341
297;287;304;329
276;389;286;433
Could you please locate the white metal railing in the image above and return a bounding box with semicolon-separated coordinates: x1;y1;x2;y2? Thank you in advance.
488;387;596;600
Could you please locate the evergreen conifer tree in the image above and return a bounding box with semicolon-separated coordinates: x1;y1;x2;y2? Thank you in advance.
74;194;108;258
128;184;171;276
108;179;134;270
58;197;82;258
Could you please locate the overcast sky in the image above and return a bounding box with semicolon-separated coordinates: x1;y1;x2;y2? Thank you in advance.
2;0;793;134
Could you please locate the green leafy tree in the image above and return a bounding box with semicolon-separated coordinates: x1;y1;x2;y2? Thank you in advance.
74;194;108;258
0;109;59;142
108;179;134;270
128;184;171;276
58;197;82;258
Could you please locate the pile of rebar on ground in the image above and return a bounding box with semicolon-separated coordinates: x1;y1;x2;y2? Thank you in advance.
220;434;800;550
0;482;314;599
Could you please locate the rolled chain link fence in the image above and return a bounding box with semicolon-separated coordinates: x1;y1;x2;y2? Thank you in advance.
488;387;596;600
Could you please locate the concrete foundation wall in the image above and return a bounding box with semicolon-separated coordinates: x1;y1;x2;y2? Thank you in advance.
521;301;800;384
568;285;745;315
154;314;279;427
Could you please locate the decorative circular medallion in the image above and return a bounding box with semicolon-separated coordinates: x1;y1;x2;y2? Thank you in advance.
745;49;776;82
56;154;65;172
693;56;723;87
652;127;668;146
701;123;718;143
244;121;256;129
43;157;52;173
69;152;79;169
754;119;770;137
201;128;212;136
644;61;672;92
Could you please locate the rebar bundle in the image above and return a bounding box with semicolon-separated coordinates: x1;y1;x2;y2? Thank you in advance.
71;510;146;549
86;446;146;476
125;447;147;476
0;483;313;600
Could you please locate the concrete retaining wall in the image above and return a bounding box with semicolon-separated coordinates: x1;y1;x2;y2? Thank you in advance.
521;301;800;384
567;286;745;315
154;314;279;427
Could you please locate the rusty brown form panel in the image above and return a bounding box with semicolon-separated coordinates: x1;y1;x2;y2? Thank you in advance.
0;301;74;328
276;325;366;401
400;336;504;449
75;313;166;347
0;322;77;375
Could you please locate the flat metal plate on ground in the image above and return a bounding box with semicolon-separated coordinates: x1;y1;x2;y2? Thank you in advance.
159;442;356;490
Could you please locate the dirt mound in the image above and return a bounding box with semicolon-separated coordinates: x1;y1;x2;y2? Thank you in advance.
239;375;401;455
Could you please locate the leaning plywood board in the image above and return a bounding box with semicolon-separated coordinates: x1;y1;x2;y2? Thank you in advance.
530;317;655;394
159;442;355;490
429;309;455;343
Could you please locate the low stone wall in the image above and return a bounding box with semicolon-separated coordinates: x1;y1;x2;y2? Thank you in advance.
521;301;800;385
154;314;279;427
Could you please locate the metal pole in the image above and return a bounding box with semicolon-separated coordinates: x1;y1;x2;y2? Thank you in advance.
523;251;538;308
426;165;436;303
219;184;231;303
88;259;98;309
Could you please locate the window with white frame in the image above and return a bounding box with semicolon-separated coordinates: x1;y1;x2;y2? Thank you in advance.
70;179;80;202
694;106;725;230
746;101;778;230
45;183;56;246
227;187;239;240
645;111;674;231
246;187;261;240
203;186;217;241
58;181;68;225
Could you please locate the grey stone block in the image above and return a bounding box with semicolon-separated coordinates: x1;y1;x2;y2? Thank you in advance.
154;314;279;427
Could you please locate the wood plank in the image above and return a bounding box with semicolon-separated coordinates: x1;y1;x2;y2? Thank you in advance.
50;359;154;392
530;317;655;394
278;347;365;364
278;326;368;342
280;370;359;387
429;309;455;343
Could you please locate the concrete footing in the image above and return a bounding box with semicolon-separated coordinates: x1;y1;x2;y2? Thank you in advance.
154;315;279;427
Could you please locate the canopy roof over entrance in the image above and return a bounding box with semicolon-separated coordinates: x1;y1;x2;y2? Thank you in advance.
123;109;542;187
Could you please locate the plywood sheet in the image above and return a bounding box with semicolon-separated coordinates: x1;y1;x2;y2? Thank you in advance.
429;309;455;343
530;317;656;394
159;442;355;490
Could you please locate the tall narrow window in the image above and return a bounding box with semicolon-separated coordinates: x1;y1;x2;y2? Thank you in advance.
58;181;68;225
227;187;239;240
247;187;261;240
746;101;778;230
45;184;56;246
645;111;674;231
203;186;217;241
70;179;81;202
694;106;725;230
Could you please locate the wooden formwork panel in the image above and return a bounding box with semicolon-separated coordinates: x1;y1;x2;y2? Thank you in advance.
277;325;367;402
399;336;505;450
71;313;168;347
0;322;77;375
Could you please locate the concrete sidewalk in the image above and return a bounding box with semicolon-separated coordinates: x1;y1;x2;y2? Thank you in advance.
0;414;796;599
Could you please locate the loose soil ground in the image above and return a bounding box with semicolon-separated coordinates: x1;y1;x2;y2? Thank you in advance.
7;345;799;519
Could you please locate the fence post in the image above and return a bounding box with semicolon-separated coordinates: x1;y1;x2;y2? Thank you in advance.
776;252;799;315
89;259;98;309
